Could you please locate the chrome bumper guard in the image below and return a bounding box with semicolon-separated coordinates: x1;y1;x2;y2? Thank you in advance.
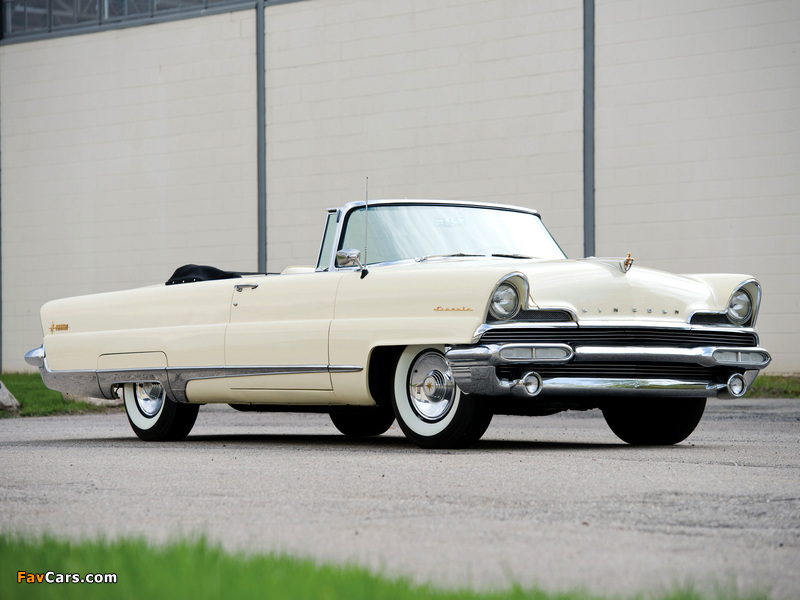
444;343;771;399
27;346;114;400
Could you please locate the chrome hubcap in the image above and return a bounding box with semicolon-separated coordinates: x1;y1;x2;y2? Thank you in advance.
408;352;456;422
135;382;165;418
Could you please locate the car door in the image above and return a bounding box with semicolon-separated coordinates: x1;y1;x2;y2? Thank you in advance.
224;271;344;391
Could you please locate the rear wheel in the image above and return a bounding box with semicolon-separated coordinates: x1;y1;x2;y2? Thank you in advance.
391;346;492;449
123;382;199;441
329;407;395;438
601;398;706;445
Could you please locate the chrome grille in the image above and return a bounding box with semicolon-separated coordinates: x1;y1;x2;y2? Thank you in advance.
690;313;730;326
488;310;574;323
498;363;733;382
479;327;758;348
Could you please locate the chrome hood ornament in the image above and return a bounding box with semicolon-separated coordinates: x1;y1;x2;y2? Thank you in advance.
623;253;634;272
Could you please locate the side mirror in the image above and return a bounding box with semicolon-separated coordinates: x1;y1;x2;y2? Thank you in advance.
336;249;362;269
336;249;369;278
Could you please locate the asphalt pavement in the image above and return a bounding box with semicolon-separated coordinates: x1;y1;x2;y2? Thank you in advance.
1;398;798;599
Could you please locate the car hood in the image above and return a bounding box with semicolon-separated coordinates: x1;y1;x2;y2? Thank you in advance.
517;258;745;325
357;256;751;327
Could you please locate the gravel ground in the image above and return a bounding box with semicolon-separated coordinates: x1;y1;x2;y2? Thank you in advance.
1;397;798;598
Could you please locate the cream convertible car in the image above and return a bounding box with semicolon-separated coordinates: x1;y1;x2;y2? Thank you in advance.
26;200;770;448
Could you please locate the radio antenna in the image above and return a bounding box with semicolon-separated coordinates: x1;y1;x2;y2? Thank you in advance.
363;177;369;268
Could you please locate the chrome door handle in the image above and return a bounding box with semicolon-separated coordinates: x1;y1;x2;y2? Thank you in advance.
234;283;259;292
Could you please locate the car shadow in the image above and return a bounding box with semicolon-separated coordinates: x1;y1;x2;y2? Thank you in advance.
62;433;673;452
20;433;704;454
17;433;708;454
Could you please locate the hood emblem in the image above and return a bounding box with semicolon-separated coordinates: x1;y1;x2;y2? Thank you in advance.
624;253;634;272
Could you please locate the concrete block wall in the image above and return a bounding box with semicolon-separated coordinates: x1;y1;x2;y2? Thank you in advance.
264;0;585;271
595;0;800;372
2;0;798;373
0;11;258;370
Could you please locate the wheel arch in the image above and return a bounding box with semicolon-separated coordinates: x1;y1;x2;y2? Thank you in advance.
367;345;405;407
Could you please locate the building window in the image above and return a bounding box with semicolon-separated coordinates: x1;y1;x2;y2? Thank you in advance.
1;0;254;40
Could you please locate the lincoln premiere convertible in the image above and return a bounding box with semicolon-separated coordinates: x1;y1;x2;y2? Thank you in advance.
26;200;771;448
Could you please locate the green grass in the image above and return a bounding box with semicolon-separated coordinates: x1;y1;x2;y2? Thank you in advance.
0;534;768;600
745;374;800;399
0;373;114;418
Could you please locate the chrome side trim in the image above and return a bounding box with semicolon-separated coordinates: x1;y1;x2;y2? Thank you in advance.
165;365;362;402
34;354;363;403
327;366;364;374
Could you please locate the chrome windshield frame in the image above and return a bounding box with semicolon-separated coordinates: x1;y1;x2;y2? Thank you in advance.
324;200;563;272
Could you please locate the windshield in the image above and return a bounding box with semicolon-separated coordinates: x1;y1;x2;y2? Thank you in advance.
339;204;566;265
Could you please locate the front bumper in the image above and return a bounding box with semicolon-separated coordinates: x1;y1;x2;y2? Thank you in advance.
445;343;771;399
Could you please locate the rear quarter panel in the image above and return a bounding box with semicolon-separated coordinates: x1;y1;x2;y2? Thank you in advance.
41;280;237;371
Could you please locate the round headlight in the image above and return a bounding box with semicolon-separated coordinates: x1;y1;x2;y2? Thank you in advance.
489;283;520;320
727;289;753;325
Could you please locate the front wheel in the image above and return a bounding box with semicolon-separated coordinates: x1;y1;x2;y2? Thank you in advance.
123;382;199;441
391;346;492;449
601;398;707;445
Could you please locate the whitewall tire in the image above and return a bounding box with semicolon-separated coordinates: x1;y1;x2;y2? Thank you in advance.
123;382;199;441
391;345;492;448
